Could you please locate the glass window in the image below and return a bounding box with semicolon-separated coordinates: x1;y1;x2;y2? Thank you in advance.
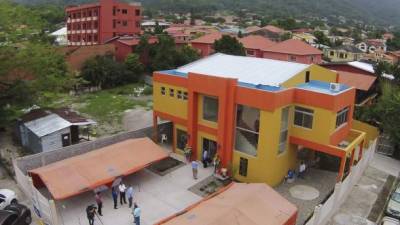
161;87;166;95
135;9;141;16
239;157;248;177
235;104;260;157
278;106;290;154
289;55;297;62
336;107;349;128
247;50;255;56
122;9;128;14
177;90;182;99
176;129;188;150
183;92;188;100
330;51;334;56
294;106;314;129
122;21;128;26
202;96;218;122
169;88;174;97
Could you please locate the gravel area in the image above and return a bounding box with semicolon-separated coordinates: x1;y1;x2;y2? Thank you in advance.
275;168;337;225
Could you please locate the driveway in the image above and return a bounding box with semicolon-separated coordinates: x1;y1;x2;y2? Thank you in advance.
56;160;213;225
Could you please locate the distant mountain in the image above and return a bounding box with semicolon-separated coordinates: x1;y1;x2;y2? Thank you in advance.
12;0;400;27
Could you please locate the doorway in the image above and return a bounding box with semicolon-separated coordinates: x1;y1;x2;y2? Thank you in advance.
202;138;217;160
61;133;71;147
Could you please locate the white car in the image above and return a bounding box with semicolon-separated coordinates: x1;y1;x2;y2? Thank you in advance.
0;189;18;210
381;216;400;225
387;187;400;219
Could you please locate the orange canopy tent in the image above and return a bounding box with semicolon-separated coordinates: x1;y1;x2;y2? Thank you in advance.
29;138;168;200
156;183;298;225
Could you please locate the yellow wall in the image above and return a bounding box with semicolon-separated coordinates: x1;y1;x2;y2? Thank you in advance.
352;120;379;148
232;105;297;186
282;64;337;88
153;81;188;119
197;94;218;129
196;131;217;160
324;49;363;62
290;103;337;145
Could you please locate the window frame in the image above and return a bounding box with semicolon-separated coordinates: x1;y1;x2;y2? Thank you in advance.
202;96;219;123
336;107;349;128
161;87;166;95
183;92;188;100
278;106;290;155
239;157;248;177
294;106;314;129
177;90;183;99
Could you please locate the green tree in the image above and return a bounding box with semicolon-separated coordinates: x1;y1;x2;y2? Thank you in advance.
213;35;246;56
150;34;179;71
124;53;144;82
280;32;292;41
313;31;331;46
176;45;200;66
153;21;164;35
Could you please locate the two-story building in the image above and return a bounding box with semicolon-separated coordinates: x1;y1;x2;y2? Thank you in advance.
152;53;373;186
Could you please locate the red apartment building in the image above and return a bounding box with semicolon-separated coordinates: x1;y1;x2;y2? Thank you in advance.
66;0;142;46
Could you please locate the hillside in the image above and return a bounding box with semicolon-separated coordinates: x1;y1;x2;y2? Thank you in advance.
12;0;400;27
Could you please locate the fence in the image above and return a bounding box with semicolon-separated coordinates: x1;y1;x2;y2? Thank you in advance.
305;139;377;225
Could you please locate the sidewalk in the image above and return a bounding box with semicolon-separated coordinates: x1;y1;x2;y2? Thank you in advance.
56;162;213;225
370;153;400;177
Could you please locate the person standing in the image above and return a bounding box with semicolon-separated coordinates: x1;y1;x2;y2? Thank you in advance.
127;185;134;208
112;187;118;209
202;149;208;168
86;204;96;225
191;160;199;179
119;182;127;205
213;155;221;175
299;161;306;179
95;192;103;216
132;203;141;225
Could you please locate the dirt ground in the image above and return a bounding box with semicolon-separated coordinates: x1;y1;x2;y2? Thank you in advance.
122;107;153;132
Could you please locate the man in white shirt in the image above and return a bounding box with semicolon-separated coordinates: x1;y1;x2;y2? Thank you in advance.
299;161;306;179
118;182;127;205
132;203;141;225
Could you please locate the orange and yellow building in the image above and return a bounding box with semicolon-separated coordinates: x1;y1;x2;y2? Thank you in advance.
152;53;377;186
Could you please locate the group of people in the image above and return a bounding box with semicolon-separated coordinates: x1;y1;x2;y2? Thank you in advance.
191;150;221;180
86;181;141;225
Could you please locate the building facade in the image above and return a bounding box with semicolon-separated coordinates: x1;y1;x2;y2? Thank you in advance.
153;54;373;186
324;46;364;62
66;0;142;46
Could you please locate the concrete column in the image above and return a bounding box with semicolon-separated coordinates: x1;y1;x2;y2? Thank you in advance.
152;113;158;143
336;155;346;182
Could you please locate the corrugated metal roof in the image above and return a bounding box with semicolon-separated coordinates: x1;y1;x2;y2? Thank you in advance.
176;53;309;87
24;114;71;138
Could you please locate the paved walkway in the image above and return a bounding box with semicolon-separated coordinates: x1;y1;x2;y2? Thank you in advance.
370;153;400;177
56;161;213;225
275;168;337;225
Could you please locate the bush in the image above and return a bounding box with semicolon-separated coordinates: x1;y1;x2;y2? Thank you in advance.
143;86;153;95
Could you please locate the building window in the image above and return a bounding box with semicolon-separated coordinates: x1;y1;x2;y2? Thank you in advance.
183;92;188;100
235;104;260;157
83;11;86;17
169;88;174;97
177;90;182;99
294;106;314;129
122;9;128;14
87;35;92;42
239;157;248;177
278;107;290;154
93;34;98;42
113;7;116;16
330;51;335;56
339;53;345;58
336;107;349;128
289;55;297;62
135;9;140;16
135;21;140;28
93;10;98;16
305;71;310;83
202;96;218;123
94;21;98;28
176;129;188;150
88;11;92;17
246;50;255;56
310;56;315;62
161;87;166;95
122;21;128;26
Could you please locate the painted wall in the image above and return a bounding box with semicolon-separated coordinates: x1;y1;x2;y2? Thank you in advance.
191;43;214;57
114;41;133;62
324;49;363;63
263;51;322;64
232;105;297;186
41;127;71;152
282;64;338;88
153;81;188;120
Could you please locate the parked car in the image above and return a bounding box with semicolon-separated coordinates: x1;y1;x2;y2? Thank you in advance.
0;204;31;225
381;216;400;225
0;190;17;210
387;186;400;219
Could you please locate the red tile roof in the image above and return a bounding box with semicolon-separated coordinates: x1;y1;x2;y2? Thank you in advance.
117;37;158;46
244;26;262;34
190;32;223;44
262;39;322;55
262;25;285;34
239;35;275;50
338;71;377;91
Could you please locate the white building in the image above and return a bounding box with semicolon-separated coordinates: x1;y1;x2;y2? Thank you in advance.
50;27;68;46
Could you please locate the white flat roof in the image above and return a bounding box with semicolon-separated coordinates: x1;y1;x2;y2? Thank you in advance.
347;61;375;74
176;53;309;87
50;27;67;36
25;114;71;137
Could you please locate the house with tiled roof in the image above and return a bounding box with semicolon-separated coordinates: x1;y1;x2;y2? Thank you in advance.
239;35;275;57
114;36;158;62
190;32;224;57
261;39;323;64
324;45;364;63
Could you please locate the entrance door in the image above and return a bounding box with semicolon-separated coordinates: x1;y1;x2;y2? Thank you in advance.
202;138;217;159
61;133;71;147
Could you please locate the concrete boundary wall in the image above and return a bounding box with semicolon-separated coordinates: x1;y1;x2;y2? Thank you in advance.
305;139;377;225
15;122;172;175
